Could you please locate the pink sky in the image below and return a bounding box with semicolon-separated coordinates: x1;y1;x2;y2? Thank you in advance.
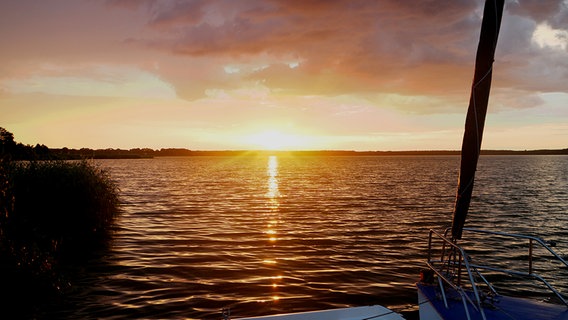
1;0;567;150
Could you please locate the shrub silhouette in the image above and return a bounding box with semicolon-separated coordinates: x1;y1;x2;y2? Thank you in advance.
3;160;120;258
1;159;119;316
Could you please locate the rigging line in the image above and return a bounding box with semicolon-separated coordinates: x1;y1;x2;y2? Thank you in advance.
472;62;496;151
473;64;494;89
461;55;496;199
473;87;480;153
461;20;500;200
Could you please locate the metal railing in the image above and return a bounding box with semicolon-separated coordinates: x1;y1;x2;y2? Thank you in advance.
426;228;568;320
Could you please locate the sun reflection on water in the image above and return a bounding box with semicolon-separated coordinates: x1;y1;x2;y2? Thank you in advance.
266;155;280;202
265;155;281;303
265;156;280;244
265;156;281;243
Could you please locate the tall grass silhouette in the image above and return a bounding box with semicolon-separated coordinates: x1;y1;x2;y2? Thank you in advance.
1;159;120;314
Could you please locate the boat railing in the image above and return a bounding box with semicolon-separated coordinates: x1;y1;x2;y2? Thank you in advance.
426;229;488;320
461;227;568;306
426;228;568;319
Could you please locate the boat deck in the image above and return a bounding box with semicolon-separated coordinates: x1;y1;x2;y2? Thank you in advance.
236;305;405;320
417;283;568;320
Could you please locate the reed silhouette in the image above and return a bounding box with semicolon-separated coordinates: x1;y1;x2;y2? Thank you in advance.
0;159;120;317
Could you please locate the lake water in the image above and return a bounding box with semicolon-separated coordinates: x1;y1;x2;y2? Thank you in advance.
40;155;568;319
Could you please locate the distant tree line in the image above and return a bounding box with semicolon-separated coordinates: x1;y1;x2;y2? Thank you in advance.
0;128;247;159
2;127;567;160
1;127;51;160
23;147;568;159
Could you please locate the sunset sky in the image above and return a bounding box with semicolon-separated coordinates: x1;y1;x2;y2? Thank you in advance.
1;0;567;151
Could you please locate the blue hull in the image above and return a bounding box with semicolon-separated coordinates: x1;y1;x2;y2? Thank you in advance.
417;283;568;320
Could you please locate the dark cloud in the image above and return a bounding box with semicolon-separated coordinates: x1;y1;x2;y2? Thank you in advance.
104;0;155;10
149;0;208;28
508;0;568;29
143;0;480;61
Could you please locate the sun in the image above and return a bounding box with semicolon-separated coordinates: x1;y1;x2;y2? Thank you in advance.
246;130;305;150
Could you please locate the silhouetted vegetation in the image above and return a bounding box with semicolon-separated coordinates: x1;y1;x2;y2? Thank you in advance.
0;159;120;316
5;160;119;250
1;159;119;278
1;128;121;316
50;147;568;158
1;127;52;160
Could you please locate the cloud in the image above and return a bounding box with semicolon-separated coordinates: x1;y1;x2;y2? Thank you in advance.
532;23;568;50
2;65;176;99
495;12;568;94
111;0;486;100
491;88;546;110
105;0;156;11
508;0;568;29
111;0;567;108
9;0;568;110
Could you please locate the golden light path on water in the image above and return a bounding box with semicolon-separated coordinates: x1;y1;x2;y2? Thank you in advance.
265;155;281;302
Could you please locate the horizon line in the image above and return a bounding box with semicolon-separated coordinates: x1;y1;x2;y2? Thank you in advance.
50;147;568;154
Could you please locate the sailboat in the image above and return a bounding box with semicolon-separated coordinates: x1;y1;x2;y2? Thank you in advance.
233;0;568;319
416;0;568;319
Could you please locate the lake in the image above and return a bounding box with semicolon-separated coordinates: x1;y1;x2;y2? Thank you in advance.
38;155;568;319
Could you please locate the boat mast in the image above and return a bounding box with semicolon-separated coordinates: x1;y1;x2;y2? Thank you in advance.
451;0;505;240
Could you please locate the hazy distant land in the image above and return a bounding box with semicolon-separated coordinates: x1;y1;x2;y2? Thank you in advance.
50;148;568;159
3;127;566;160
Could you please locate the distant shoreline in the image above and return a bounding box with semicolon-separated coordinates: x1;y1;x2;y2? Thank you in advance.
49;148;568;159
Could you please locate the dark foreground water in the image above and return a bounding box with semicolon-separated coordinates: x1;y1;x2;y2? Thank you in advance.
26;155;568;319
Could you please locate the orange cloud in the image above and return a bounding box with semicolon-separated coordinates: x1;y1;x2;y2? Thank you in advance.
110;1;484;100
3;0;568;108
104;0;566;105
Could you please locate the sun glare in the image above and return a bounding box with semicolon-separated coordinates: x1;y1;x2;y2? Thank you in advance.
247;130;305;150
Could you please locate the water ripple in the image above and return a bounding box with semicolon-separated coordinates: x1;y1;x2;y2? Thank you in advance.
38;155;568;319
